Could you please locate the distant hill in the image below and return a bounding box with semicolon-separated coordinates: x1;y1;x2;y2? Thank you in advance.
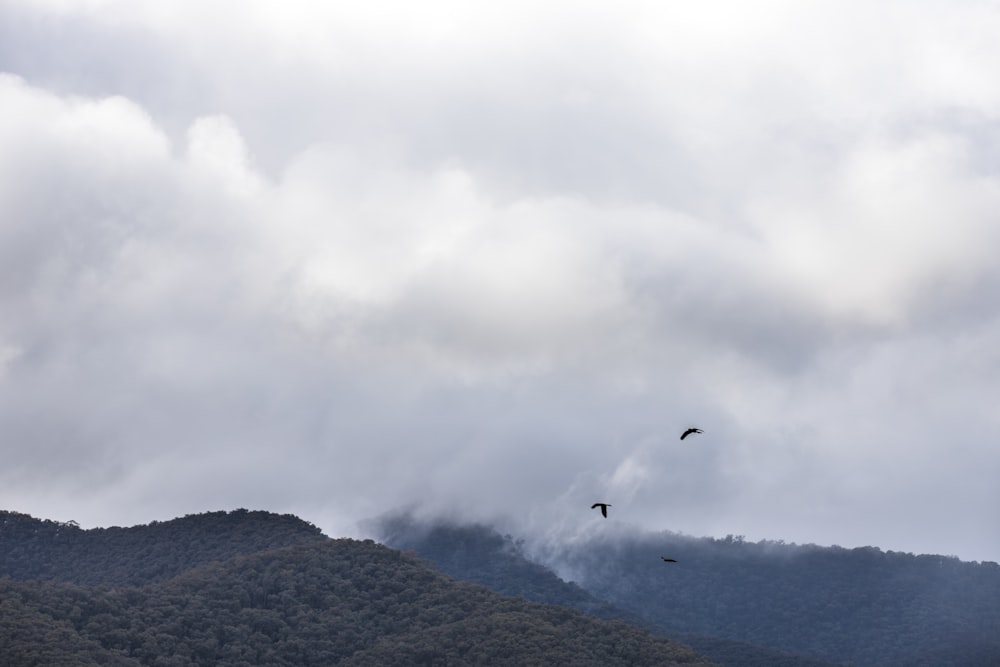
0;509;325;586
375;515;644;624
372;515;1000;667
374;516;837;667
557;531;1000;666
0;510;715;666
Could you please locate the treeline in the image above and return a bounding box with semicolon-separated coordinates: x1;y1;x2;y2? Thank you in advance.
376;518;838;667
564;533;1000;666
375;516;1000;667
0;509;324;586
0;511;715;666
375;516;644;625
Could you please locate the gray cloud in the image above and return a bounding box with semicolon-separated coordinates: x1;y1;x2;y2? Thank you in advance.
1;2;999;562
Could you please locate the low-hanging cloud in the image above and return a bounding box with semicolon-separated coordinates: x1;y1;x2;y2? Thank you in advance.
2;2;1000;562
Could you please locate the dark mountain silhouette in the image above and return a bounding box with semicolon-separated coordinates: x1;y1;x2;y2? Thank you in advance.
557;531;1000;666
0;508;324;586
373;515;838;667
0;510;714;666
373;515;644;625
373;514;1000;667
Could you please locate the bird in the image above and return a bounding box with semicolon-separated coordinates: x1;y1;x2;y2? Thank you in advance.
680;427;703;440
591;503;611;518
661;557;678;563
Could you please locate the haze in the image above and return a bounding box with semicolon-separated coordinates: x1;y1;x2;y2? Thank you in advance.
1;1;998;562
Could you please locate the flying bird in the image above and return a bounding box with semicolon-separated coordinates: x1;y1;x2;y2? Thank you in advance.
680;428;703;440
661;557;678;563
591;503;611;518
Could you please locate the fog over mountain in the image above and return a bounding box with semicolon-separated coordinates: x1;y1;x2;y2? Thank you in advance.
2;1;999;562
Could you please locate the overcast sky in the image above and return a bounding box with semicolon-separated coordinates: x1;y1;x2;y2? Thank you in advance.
2;0;999;562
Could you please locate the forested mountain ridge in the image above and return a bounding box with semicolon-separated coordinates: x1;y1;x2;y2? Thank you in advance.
0;508;325;586
565;531;1000;666
375;517;838;667
374;515;1000;667
374;515;644;625
0;510;716;666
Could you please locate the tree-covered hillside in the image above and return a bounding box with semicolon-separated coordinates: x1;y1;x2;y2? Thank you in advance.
375;517;837;667
375;516;643;624
0;509;325;586
375;516;1000;667
0;511;716;666
560;531;1000;666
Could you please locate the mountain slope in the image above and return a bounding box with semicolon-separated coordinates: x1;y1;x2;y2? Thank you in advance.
557;531;1000;666
0;510;718;666
373;516;1000;667
0;508;325;586
0;536;715;666
375;516;642;623
373;516;837;667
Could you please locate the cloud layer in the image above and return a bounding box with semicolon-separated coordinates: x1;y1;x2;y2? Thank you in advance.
2;1;999;561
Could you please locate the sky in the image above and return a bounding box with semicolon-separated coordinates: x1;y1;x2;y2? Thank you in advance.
1;0;999;563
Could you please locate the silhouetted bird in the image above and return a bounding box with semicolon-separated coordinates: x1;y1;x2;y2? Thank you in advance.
591;503;611;518
661;557;678;563
680;428;703;440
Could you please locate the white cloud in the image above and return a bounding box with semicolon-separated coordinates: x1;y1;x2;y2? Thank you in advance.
185;115;263;197
749;129;1000;324
2;2;1000;561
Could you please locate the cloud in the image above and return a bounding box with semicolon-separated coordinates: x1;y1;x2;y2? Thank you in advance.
1;2;1000;561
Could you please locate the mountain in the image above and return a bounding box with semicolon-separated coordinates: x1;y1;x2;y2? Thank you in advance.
374;516;838;667
0;510;715;666
372;515;1000;667
375;515;644;624
558;530;1000;667
0;508;324;586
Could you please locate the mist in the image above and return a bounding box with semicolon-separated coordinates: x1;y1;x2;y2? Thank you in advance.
1;1;999;563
